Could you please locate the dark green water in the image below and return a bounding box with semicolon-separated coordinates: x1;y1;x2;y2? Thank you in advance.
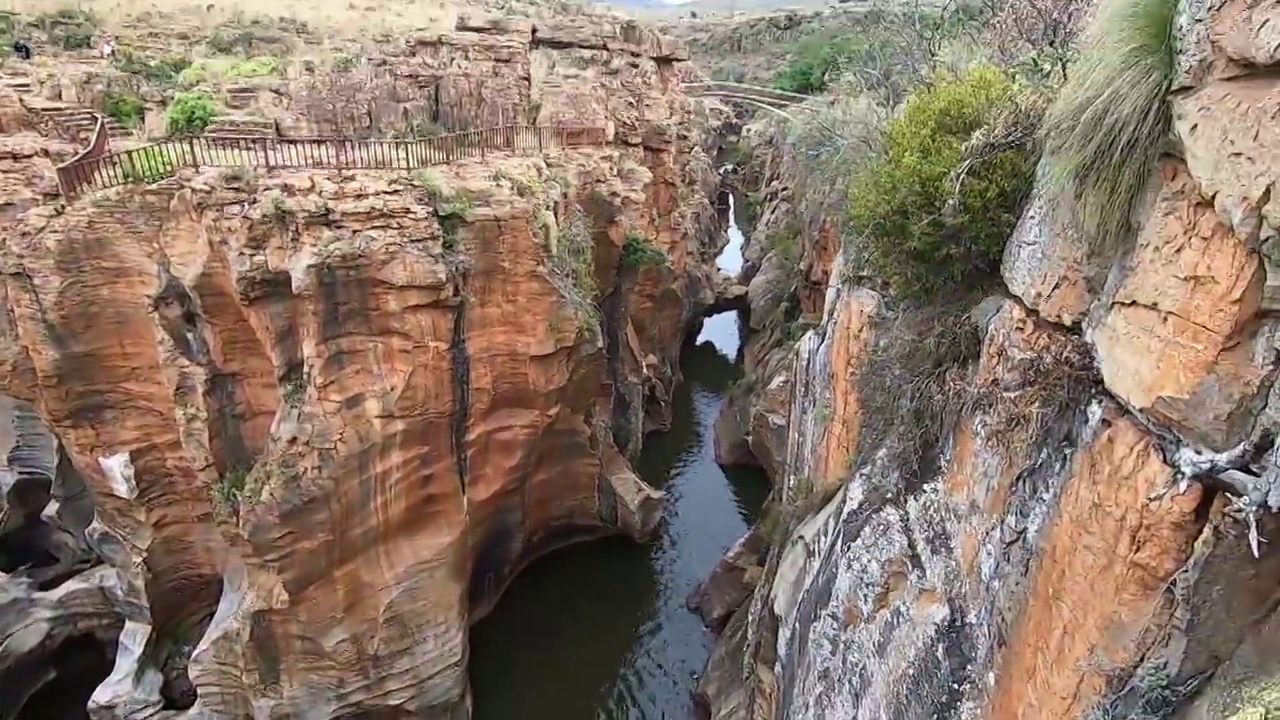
469;204;768;719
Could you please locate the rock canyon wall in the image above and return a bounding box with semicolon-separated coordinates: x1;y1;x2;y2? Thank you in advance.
699;0;1280;718
0;15;734;719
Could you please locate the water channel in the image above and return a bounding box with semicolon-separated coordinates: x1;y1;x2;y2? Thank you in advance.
468;196;769;719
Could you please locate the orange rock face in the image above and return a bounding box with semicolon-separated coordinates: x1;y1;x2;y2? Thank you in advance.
0;123;725;717
1090;160;1268;451
988;409;1205;719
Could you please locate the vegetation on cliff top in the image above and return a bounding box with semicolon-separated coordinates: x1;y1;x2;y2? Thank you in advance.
1040;0;1177;252
848;67;1038;300
104;92;146;128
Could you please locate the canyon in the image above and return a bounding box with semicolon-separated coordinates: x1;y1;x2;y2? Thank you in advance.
0;7;750;718
693;0;1280;718
4;0;1280;718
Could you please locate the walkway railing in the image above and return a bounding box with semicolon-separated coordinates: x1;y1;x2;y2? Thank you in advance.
682;81;810;107
56;124;609;199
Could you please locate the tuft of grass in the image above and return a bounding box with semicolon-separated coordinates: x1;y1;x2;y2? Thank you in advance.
1040;0;1178;253
620;229;667;269
412;169;447;200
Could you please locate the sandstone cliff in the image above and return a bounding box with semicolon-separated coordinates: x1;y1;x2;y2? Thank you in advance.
0;14;734;719
698;0;1280;718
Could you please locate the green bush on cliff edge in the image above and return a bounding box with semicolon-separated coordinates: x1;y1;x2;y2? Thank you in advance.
848;67;1036;300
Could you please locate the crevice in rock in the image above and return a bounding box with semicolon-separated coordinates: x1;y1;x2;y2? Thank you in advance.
207;371;254;475
3;633;118;720
602;272;637;458
151;269;213;366
139;568;221;713
450;283;471;498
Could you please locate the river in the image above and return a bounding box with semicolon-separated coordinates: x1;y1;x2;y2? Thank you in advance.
468;196;768;719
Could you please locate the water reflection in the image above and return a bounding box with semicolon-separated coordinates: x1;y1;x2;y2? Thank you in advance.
469;194;767;720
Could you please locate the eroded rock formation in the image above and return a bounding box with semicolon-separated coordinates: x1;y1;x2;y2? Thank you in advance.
698;0;1280;718
0;13;733;719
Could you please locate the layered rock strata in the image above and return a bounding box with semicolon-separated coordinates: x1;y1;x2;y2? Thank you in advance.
0;15;733;718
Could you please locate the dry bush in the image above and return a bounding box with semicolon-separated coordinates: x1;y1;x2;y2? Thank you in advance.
547;204;601;333
1083;662;1207;720
966;322;1097;461
781;89;887;214
980;0;1089;82
854;300;1098;482
855;303;983;484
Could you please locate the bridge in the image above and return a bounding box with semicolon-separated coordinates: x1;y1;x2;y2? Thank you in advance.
682;82;810;117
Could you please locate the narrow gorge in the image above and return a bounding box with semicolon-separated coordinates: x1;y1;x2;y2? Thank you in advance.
5;0;1280;718
0;7;760;718
470;196;768;719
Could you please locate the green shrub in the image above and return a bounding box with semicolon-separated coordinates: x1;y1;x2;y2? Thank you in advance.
165;91;218;135
60;31;93;50
620;230;667;269
226;55;281;79
120;146;178;182
103;93;145;128
437;193;474;252
1040;0;1177;253
848;67;1035;300
177;61;210;87
214;465;248;515
773;33;864;95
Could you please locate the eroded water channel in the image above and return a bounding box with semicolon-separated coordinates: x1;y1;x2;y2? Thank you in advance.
468;196;768;719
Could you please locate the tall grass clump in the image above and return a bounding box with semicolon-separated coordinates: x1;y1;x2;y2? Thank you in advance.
1039;0;1177;252
847;67;1036;300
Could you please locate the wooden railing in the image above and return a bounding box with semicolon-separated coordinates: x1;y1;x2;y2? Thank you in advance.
54;115;111;196
55;124;608;199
